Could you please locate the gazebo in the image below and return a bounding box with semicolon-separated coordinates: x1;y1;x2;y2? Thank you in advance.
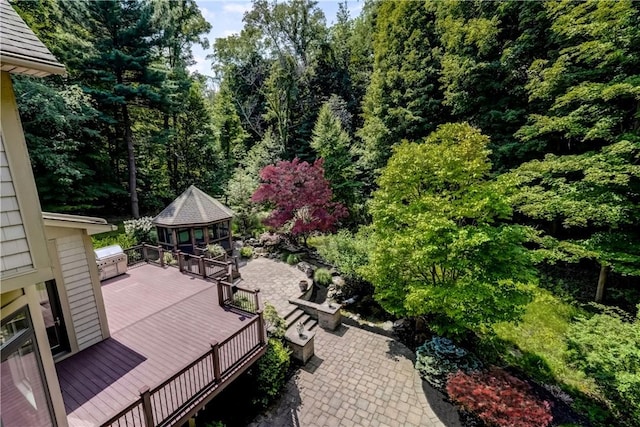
153;185;234;254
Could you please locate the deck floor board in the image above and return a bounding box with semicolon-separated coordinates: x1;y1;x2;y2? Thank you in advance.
56;264;255;426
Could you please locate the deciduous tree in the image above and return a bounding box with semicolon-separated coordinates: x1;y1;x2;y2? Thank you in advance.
363;123;535;336
251;158;347;244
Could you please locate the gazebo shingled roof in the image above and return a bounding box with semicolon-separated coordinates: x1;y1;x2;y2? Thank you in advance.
153;185;233;227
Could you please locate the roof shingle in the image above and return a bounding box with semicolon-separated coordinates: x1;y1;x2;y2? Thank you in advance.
0;0;65;76
153;185;233;227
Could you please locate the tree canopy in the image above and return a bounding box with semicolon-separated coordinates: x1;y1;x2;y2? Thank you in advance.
363;123;535;336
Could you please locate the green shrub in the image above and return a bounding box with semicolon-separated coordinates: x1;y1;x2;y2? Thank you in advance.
123;216;156;244
207;244;226;258
415;336;482;389
313;229;371;281
92;229;136;250
566;305;640;426
163;252;177;265
263;303;286;339
314;268;332;286
253;338;291;408
286;253;300;265
240;246;254;258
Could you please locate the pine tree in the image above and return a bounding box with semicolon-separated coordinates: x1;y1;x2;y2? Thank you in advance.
65;0;165;217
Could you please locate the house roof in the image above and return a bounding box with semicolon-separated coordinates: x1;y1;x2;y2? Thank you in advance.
0;0;66;77
153;185;233;227
42;212;116;235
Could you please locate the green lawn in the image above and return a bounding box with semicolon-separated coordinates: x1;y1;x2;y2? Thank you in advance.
492;289;617;425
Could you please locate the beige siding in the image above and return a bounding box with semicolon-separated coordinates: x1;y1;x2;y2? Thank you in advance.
0;134;33;275
56;234;102;350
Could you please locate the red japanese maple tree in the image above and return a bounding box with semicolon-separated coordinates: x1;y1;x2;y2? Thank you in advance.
251;158;347;243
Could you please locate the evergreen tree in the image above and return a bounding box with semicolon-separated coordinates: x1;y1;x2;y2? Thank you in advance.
64;0;166;217
311;101;358;209
358;0;446;184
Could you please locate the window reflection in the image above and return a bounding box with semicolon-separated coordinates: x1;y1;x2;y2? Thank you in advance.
1;309;54;427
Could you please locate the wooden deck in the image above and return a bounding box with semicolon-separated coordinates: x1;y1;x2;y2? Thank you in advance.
56;264;258;427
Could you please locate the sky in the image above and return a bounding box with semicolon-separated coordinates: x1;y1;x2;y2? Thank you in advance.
190;0;364;77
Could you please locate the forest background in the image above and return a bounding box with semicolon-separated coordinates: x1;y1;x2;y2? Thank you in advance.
10;1;640;425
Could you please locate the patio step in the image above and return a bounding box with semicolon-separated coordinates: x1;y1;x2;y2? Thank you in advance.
284;307;317;331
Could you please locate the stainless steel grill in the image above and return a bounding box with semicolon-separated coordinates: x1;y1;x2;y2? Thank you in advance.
95;245;127;281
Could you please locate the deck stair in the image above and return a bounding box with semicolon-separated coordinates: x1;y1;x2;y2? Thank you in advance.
284;306;317;333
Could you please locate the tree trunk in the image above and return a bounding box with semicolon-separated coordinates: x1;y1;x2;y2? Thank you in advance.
165;113;175;190
595;263;608;302
123;103;139;218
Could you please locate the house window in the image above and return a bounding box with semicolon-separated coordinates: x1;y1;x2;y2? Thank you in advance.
1;308;55;427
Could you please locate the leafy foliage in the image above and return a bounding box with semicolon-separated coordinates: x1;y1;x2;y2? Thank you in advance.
286;253;300;266
415;336;482;389
13;77;121;212
240;246;254;258
123;216;155;244
252;338;291;408
313;268;332;286
313;229;370;282
446;368;553;427
566;305;640;426
263;303;286;339
311;102;358;208
364;123;535;336
207;244;226;258
252;159;347;243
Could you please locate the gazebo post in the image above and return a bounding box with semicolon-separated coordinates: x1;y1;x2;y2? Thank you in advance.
171;228;178;252
227;220;233;254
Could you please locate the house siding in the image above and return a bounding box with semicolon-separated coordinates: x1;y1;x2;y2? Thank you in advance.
0;134;33;275
56;233;102;350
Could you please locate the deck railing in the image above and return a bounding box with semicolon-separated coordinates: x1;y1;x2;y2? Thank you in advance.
122;244;258;315
101;313;266;427
125;244;232;276
217;280;261;314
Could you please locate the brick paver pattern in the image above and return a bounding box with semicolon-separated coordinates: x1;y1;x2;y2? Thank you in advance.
240;258;446;427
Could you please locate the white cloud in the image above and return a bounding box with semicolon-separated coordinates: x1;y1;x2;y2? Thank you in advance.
223;30;239;37
349;3;363;17
223;3;251;14
188;55;213;77
200;7;215;21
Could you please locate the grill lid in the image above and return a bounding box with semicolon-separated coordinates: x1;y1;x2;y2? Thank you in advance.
94;244;124;260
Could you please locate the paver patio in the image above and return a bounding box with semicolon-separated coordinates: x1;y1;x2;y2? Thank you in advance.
239;258;452;427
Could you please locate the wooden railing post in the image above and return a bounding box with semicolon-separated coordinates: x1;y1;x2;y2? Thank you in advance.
254;288;261;312
199;256;206;279
142;243;148;263
216;280;225;307
211;341;221;383
227;261;233;280
257;309;266;345
159;247;165;267
139;386;154;427
177;250;183;272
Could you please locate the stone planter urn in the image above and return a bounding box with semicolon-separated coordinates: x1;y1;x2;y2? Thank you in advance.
299;280;309;292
